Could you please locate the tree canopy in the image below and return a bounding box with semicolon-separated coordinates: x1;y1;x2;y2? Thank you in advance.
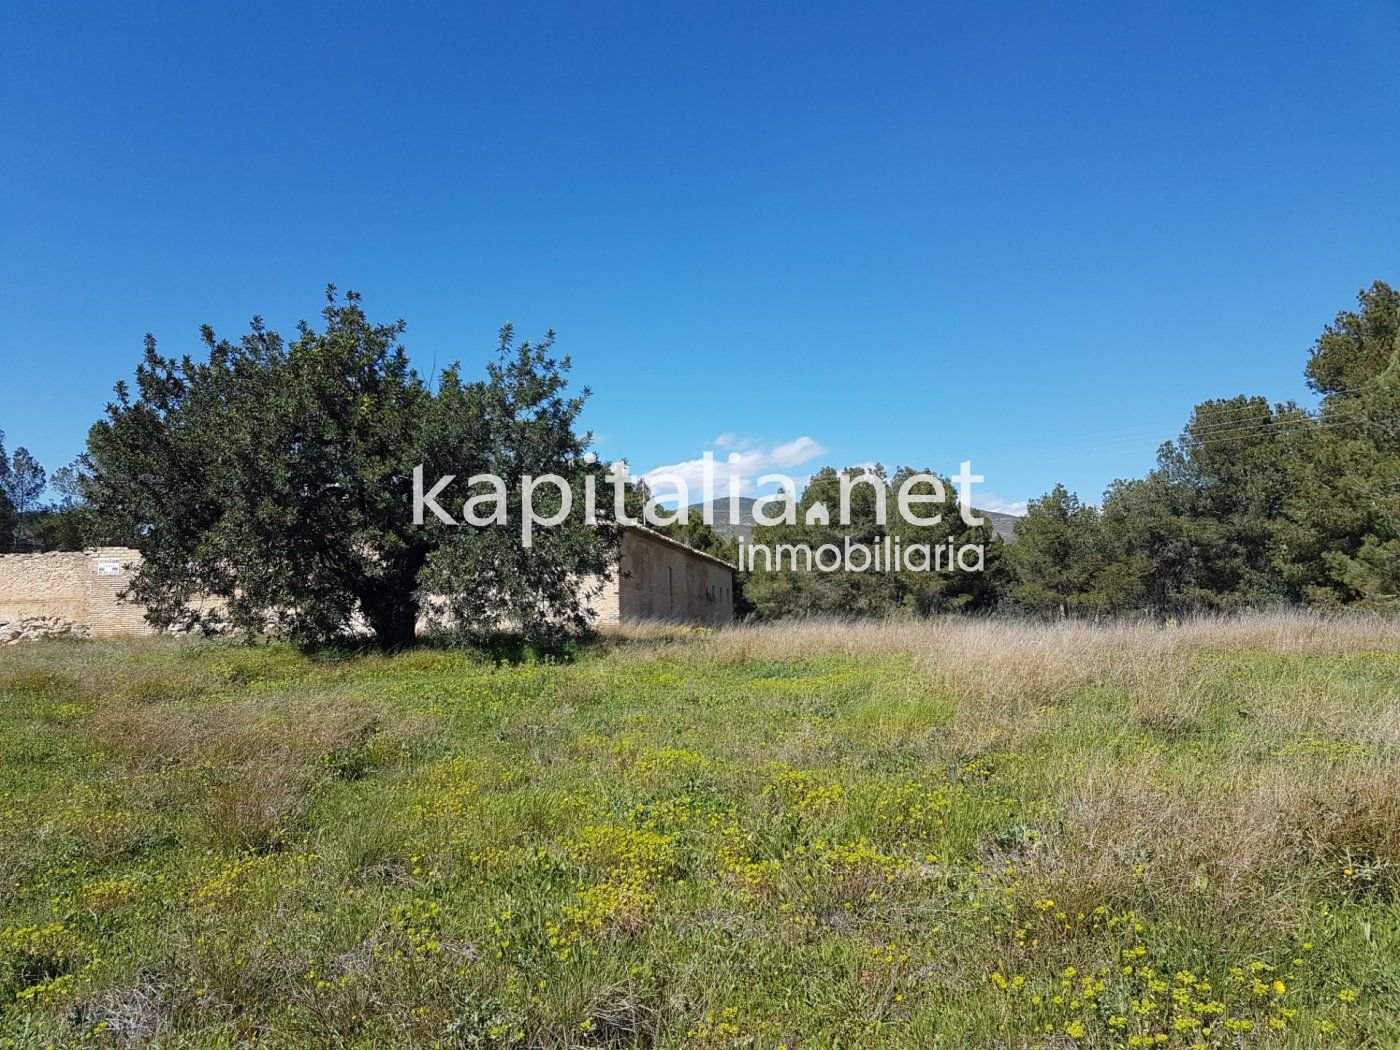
0;432;49;552
8;278;1395;628
1003;280;1400;617
742;465;1002;619
85;288;617;647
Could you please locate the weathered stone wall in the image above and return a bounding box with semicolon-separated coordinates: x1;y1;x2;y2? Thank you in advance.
583;573;623;626
575;529;735;626
0;547;150;635
0;530;734;635
615;529;734;625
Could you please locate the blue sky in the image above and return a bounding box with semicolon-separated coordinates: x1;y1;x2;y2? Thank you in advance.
2;2;1397;513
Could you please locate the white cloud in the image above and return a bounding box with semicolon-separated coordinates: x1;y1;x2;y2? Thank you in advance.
768;436;825;469
978;495;1028;516
641;436;829;504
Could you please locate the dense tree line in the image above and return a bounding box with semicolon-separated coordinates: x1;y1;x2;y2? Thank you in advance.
1000;280;1397;616
6;280;1394;641
736;280;1397;618
739;465;1003;618
0;431;91;553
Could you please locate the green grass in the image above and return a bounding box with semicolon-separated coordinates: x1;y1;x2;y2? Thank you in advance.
0;616;1397;1048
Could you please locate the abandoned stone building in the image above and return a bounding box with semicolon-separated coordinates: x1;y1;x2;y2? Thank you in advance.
587;526;736;626
0;528;736;638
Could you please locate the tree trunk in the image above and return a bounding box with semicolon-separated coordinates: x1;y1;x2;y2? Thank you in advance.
360;551;428;651
363;593;419;651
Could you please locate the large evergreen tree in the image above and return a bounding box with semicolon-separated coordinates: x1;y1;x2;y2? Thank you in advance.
1286;280;1400;604
1106;396;1305;611
0;431;14;550
86;288;616;647
1005;484;1138;617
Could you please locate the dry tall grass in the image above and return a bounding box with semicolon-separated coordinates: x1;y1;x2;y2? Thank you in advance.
609;611;1400;927
609;609;1399;729
1;613;1395;1046
610;607;1400;661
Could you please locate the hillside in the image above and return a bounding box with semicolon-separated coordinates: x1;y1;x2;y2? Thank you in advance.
686;496;760;541
688;497;1021;542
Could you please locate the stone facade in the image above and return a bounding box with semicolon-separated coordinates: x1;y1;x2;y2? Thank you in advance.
0;530;735;636
588;527;735;626
0;547;149;636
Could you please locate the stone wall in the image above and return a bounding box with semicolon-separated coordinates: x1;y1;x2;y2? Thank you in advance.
615;528;734;625
584;572;623;626
0;529;734;635
0;546;150;635
576;529;735;626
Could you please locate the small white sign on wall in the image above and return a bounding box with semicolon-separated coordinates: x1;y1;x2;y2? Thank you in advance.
95;557;124;577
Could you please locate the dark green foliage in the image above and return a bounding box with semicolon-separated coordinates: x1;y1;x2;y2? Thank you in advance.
85;288;616;647
1107;396;1306;611
416;329;621;643
0;439;46;551
23;456;119;552
743;465;1002;619
1305;280;1400;398
0;431;14;550
1005;485;1145;617
1008;280;1400;616
0;438;119;553
1289;281;1400;604
2;447;46;519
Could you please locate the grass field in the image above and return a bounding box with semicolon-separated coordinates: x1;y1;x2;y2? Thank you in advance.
1;615;1398;1048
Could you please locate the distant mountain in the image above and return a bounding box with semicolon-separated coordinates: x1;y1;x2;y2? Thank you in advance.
686;497;759;541
979;509;1020;543
687;498;1020;543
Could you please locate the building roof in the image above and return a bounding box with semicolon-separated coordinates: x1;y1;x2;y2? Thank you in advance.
627;524;737;572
